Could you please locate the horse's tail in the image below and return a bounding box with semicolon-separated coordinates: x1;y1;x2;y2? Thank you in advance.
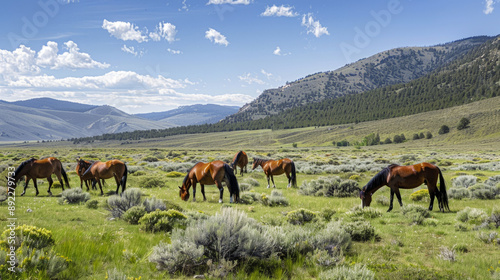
438;167;449;212
224;163;240;202
290;161;297;187
121;164;128;192
61;166;70;189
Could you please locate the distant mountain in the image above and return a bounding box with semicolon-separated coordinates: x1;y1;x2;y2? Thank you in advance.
225;36;492;123
0;99;241;141
135;104;240;126
11;97;98;113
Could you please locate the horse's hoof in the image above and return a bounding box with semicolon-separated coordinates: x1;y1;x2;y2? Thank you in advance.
20;192;26;196
193;198;196;202
48;192;52;197
267;185;270;189
219;199;223;203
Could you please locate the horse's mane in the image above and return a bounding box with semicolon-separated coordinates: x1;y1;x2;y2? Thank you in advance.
363;164;399;193
82;161;100;177
182;162;200;186
232;151;244;166
253;158;269;165
14;158;36;176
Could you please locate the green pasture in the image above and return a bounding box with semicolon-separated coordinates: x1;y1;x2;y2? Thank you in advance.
0;145;499;279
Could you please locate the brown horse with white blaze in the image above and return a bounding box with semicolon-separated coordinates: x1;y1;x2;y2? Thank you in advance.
9;157;70;196
359;162;449;212
252;158;296;188
81;160;127;195
230;151;248;176
179;160;240;203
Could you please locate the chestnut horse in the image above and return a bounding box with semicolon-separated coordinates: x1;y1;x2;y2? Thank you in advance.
81;160;127;195
179;160;240;203
252;158;297;188
76;159;104;191
10;157;70;196
230;151;248;176
359;163;449;212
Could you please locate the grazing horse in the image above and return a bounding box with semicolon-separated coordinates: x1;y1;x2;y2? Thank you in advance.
9;157;70;196
81;160;127;195
230;151;248;176
359;163;449;212
76;159;104;191
179;160;240;203
252;158;297;188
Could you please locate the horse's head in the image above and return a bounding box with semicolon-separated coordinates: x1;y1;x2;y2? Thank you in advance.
179;186;190;201
251;158;259;170
359;187;372;208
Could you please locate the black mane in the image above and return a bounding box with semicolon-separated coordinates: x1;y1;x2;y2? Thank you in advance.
14;158;36;177
363;164;398;193
232;151;244;167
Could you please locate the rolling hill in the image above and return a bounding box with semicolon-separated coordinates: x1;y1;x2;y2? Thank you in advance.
0;99;239;141
225;36;492;123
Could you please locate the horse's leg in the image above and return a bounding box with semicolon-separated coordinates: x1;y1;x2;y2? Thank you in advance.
114;174;120;194
46;176;52;196
387;189;394;212
394;188;403;208
428;189;435;211
286;171;291;188
56;173;65;191
270;174;276;188
216;180;224;203
21;177;30;196
192;181;197;202
96;177;104;196
201;184;206;201
266;175;271;188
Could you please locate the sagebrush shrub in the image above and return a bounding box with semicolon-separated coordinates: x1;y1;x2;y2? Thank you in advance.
143;196;167;212
1;225;55;250
402;204;430;225
347;207;382;219
286;208;318;225
452;175;477;188
107;188;143;218
409;189;429;201
342;221;377;242
319;264;375;280
449;188;470;200
122;206;146;225
139;209;187;232
239;192;260;204
299;177;358;197
437;246;456;262
266;190;289;207
239;183;253;192
468;183;500;199
86;199;99;209
149;240;205;274
139;177;166;188
456;207;488;225
58;188;90;204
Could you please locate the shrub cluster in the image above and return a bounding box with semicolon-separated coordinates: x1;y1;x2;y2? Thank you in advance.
401;204;430;225
452;175;477;188
456;207;488;225
341;221;377;242
58;188;91;204
286;208;318;225
299;176;359;197
319;264;375;280
138;209;187;232
107;188;143;218
139;177;166;188
409;189;429;201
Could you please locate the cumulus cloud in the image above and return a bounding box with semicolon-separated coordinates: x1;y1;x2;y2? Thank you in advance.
484;0;495;14
238;73;264;85
273;46;281;55
205;28;229;46
149;22;177;43
121;45;138;56
261;5;298;17
0;41;108;79
167;48;182;54
207;0;252;5
102;19;148;42
301;13;329;37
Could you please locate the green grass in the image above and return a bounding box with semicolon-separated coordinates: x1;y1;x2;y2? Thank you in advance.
1;144;500;279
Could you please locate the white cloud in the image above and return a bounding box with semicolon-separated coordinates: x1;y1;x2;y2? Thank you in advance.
205;28;229;46
239;73;264;85
149;22;177;43
102;19;148;42
484;0;495;14
121;45;138;56
273;46;281;55
261;69;272;79
207;0;252;5
301;13;329;38
261;5;298;17
0;42;108;79
167;48;182;54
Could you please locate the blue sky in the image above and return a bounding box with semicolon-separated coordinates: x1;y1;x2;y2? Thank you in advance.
0;0;499;114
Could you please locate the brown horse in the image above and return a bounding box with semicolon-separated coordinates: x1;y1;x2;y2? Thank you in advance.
10;157;70;196
76;159;104;191
252;158;297;188
230;151;248;176
359;163;449;212
81;160;127;195
179;160;240;203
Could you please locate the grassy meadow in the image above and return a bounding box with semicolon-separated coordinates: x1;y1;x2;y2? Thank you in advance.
1;98;500;279
0;142;499;279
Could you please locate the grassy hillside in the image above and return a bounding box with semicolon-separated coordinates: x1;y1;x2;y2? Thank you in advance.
225;36;491;122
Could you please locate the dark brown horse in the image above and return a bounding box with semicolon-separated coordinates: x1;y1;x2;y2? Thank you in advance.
252;158;297;188
10;157;70;196
179;160;240;203
76;159;104;191
359;163;449;212
81;160;127;195
230;151;248;176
